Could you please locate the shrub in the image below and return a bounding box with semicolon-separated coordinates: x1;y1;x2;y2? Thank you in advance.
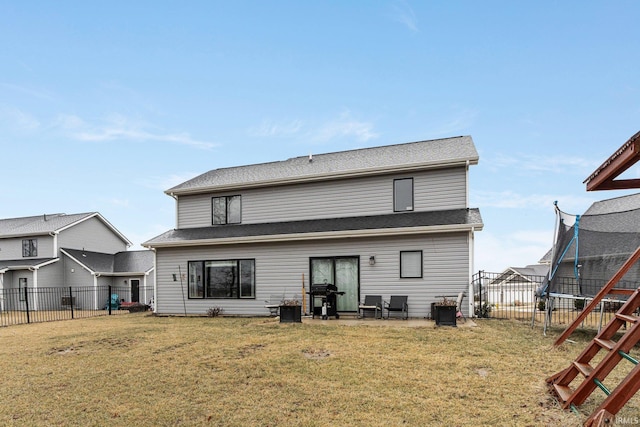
537;299;546;312
474;302;493;318
206;306;223;318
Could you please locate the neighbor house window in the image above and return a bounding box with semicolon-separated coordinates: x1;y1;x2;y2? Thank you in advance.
400;251;422;278
22;239;37;257
188;259;255;299
394;178;414;212
212;195;241;225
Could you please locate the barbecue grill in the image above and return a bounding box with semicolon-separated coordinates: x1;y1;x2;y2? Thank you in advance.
308;283;344;319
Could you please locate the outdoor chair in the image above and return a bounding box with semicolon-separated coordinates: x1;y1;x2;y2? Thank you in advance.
358;295;383;319
264;294;284;316
456;291;467;323
384;295;408;320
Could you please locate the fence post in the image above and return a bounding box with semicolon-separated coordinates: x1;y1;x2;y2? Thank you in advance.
24;286;30;324
69;286;74;319
108;285;112;315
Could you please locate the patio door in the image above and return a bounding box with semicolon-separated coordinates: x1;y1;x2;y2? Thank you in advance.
310;257;359;312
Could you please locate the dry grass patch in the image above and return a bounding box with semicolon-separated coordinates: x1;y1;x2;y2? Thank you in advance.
0;315;638;426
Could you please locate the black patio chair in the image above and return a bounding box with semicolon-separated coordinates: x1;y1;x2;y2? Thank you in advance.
384;295;408;320
359;295;383;319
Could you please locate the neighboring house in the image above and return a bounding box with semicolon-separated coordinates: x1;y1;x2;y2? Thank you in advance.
486;264;549;306
144;136;484;318
0;212;154;310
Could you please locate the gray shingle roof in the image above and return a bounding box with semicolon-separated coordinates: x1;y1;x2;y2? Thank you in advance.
62;248;154;274
0;213;96;238
144;208;483;246
167;136;478;195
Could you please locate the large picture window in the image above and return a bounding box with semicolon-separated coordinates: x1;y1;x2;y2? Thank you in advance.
22;239;37;257
188;259;255;299
212;195;241;225
400;251;423;278
394;178;414;212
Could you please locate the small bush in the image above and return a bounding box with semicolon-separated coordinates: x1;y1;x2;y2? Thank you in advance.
537;299;546;312
206;306;223;317
474;302;493;318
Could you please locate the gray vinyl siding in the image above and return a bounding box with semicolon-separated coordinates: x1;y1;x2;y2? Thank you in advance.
35;263;63;288
154;232;470;318
0;235;55;260
57;217;128;254
176;167;467;228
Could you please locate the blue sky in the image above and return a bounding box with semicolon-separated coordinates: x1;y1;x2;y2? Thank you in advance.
1;1;639;272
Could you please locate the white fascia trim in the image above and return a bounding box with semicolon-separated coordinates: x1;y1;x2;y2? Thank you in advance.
167;159;477;196
147;222;485;248
33;258;60;269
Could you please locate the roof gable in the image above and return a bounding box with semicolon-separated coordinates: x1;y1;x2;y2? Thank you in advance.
167;136;479;195
0;212;132;246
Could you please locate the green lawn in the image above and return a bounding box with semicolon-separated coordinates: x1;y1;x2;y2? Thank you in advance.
0;314;637;426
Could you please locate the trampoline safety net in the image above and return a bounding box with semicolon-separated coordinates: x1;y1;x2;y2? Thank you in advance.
548;193;640;297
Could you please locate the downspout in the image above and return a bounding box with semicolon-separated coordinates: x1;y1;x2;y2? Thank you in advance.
468;226;475;318
465;160;470;208
49;231;58;256
151;248;157;313
94;273;100;310
169;192;179;229
0;272;4;312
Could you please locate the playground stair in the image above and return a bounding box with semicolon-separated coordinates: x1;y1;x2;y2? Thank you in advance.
547;285;640;426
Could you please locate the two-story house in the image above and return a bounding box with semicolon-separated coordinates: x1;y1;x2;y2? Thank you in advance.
144;136;483;318
0;212;154;310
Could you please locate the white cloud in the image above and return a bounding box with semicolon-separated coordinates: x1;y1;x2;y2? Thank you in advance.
432;109;477;136
141;173;201;191
108;198;130;207
391;0;419;33
471;190;597;212
490;152;597;174
54;113;217;150
248;119;303;138
0;106;40;130
312;110;379;143
475;230;552;272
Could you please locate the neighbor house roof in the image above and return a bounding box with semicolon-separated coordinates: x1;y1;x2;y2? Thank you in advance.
0;212;132;246
0;258;58;273
144;208;483;247
61;248;154;275
167;136;479;195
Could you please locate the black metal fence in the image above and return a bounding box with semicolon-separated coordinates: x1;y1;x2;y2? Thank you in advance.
472;271;634;330
0;285;154;327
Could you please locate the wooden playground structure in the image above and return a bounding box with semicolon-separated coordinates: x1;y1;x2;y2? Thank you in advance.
547;131;640;426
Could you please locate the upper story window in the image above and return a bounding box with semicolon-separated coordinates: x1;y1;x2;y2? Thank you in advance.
394;178;414;212
22;239;37;257
212;195;241;225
